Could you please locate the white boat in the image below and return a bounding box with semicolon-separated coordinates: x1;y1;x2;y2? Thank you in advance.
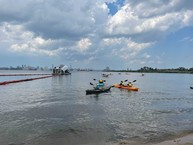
52;65;71;75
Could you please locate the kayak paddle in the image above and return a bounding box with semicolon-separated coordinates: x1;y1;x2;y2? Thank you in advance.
90;82;94;85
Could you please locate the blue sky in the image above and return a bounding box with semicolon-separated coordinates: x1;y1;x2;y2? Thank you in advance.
0;0;193;70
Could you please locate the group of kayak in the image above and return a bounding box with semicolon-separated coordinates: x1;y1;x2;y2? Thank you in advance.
86;79;139;95
86;79;193;95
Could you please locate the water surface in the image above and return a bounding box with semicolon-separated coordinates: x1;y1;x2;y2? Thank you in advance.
0;71;193;145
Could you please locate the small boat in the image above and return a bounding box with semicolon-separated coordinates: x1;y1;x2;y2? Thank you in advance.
102;73;109;77
114;84;139;91
86;86;111;95
190;86;193;89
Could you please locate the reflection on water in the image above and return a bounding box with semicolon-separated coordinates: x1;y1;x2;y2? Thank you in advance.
0;71;193;145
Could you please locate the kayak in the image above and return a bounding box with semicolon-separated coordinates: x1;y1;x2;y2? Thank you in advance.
86;86;111;95
114;84;139;91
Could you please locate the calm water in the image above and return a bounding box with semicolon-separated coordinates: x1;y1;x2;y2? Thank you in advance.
0;70;193;145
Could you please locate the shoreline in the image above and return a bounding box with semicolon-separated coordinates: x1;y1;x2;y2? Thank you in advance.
151;133;193;145
111;133;193;145
150;133;193;145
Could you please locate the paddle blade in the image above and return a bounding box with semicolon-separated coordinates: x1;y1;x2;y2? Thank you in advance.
133;80;136;82
90;82;93;85
93;79;96;81
124;79;128;82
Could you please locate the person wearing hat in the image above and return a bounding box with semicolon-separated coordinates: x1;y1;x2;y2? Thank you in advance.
127;82;133;87
119;81;124;86
95;79;104;90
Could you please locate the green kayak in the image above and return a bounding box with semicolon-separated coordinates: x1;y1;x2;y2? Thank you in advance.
86;86;111;95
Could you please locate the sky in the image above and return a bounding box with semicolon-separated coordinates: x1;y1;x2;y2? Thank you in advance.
0;0;193;70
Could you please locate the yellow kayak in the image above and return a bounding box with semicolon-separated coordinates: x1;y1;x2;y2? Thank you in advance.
114;84;139;91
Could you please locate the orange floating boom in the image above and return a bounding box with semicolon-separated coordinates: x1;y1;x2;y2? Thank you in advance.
0;75;52;85
0;74;51;76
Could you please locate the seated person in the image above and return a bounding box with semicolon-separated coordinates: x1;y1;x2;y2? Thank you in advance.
95;79;104;89
119;81;124;86
127;82;133;87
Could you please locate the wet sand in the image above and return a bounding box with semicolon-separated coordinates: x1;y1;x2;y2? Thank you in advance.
151;133;193;145
111;133;193;145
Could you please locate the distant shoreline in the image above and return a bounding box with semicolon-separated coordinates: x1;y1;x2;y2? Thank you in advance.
1;68;193;74
103;69;193;74
104;66;193;74
104;70;193;74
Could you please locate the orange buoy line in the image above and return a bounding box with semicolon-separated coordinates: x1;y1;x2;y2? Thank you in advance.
0;75;53;85
0;74;51;76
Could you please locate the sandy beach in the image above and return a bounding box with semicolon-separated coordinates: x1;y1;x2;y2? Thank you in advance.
111;133;193;145
151;133;193;145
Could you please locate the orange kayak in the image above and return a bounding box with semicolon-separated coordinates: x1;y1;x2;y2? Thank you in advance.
114;84;139;91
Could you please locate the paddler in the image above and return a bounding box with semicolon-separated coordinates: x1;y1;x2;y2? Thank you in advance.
95;79;104;90
119;81;124;86
127;82;133;87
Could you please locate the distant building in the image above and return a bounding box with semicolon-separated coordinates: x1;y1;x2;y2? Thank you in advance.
104;66;110;71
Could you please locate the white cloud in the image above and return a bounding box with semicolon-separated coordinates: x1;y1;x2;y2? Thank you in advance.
0;23;32;43
0;0;193;68
10;40;61;56
143;53;151;59
127;39;152;51
76;38;92;52
107;4;139;35
104;37;153;60
0;23;62;56
135;10;193;33
125;0;193;18
107;4;193;36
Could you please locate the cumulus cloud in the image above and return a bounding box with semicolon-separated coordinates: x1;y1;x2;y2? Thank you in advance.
106;3;193;36
0;0;193;68
76;38;92;52
103;37;153;60
124;0;193;18
0;23;63;56
10;37;63;56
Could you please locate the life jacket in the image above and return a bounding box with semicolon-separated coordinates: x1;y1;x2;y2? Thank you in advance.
128;83;133;87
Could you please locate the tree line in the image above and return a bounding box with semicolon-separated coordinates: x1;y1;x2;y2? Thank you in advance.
138;66;193;73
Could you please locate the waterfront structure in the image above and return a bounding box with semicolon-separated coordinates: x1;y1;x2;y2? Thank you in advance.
52;65;71;75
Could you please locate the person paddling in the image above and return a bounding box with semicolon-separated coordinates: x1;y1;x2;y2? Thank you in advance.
119;81;124;86
127;82;133;87
95;79;104;90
